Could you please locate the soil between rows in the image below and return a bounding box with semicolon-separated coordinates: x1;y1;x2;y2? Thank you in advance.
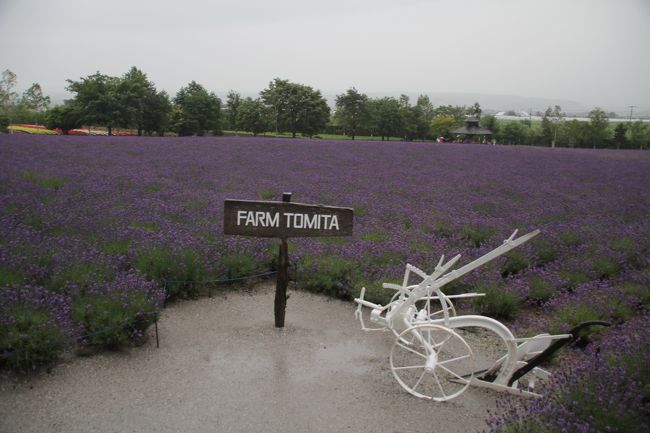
0;283;497;433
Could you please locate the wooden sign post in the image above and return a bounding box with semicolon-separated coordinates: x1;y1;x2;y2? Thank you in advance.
224;193;353;327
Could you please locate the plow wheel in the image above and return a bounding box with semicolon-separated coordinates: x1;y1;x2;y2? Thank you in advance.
390;324;474;401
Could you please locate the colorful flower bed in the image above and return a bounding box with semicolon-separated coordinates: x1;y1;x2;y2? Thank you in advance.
7;124;59;135
68;128;136;136
0;135;648;427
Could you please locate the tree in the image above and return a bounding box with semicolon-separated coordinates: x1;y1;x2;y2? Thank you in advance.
45;101;83;133
237;97;271;136
367;97;402;141
613;123;627;149
0;69;17;113
430;116;457;141
627;121;648;149
398;94;418;141
480;115;499;137
260;78;330;138
66;72;125;135
118;67;161;136
562;119;590;148
415;95;435;139
541;107;554;145
334;87;368;140
467;102;482;118
433;105;466;124
498;121;526;145
173;81;221;136
142;90;171;136
225;91;241;131
588;107;610;148
21;83;50;112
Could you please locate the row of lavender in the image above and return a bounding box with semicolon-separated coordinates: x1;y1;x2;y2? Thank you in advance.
1;135;649;429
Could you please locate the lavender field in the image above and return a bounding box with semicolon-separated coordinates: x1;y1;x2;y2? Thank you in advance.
1;135;650;431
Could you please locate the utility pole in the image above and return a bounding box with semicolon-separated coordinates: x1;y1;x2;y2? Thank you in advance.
629;105;636;121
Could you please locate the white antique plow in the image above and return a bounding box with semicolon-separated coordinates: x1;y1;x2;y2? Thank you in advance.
354;229;600;401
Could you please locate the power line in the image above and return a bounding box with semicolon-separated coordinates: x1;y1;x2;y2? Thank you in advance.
629;105;636;121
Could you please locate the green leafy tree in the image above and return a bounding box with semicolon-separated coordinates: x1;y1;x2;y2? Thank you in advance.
398;94;418;141
334;87;368;140
236;97;271;136
0;69;17;114
415;95;435;139
260;78;329;138
588;107;610;148
21;83;50;112
66;72;125;135
367;97;402;141
434;105;466;124
613;123;628;149
118;67;162;135
467;102;482;118
45;101;83;133
627;120;648;149
541;107;554;145
173;81;221;136
225;90;241;131
430;115;457;141
480;114;499;137
142;90;171;136
562;119;591;148
498;121;526;145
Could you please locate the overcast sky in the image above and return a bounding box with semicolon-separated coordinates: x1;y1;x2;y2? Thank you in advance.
1;0;649;110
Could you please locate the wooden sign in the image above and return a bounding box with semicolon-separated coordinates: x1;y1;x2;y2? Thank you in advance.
224;199;354;238
224;193;354;328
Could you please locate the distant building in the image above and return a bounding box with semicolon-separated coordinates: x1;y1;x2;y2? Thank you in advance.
452;118;493;143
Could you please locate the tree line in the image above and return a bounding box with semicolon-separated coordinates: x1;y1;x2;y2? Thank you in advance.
0;67;648;149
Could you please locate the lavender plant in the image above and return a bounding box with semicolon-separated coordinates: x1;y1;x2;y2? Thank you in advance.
0;133;649;420
0;285;76;370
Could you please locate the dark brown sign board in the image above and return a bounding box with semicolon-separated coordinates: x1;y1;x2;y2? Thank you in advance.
224;194;354;328
224;199;354;238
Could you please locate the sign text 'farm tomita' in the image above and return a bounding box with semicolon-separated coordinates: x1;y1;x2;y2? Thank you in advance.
224;199;353;238
224;194;354;328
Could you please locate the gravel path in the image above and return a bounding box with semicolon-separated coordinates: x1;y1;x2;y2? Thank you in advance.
0;283;496;433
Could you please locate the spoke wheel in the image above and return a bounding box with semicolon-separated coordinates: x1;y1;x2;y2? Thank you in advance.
390;324;474;401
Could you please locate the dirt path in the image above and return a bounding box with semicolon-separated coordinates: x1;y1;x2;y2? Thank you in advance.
0;283;496;433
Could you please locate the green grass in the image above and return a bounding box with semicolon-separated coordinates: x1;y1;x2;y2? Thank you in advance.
130;221;160;232
100;240;131;255
0;266;24;286
361;231;390;242
20;170;66;190
258;190;276;200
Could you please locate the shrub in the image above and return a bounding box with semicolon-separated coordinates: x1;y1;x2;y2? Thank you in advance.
220;252;259;279
460;225;495;247
527;276;557;304
0;286;75;370
473;282;521;320
501;250;532;277
135;247;206;298
300;256;355;300
592;256;620;279
532;240;557;266
72;272;164;348
486;315;650;433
